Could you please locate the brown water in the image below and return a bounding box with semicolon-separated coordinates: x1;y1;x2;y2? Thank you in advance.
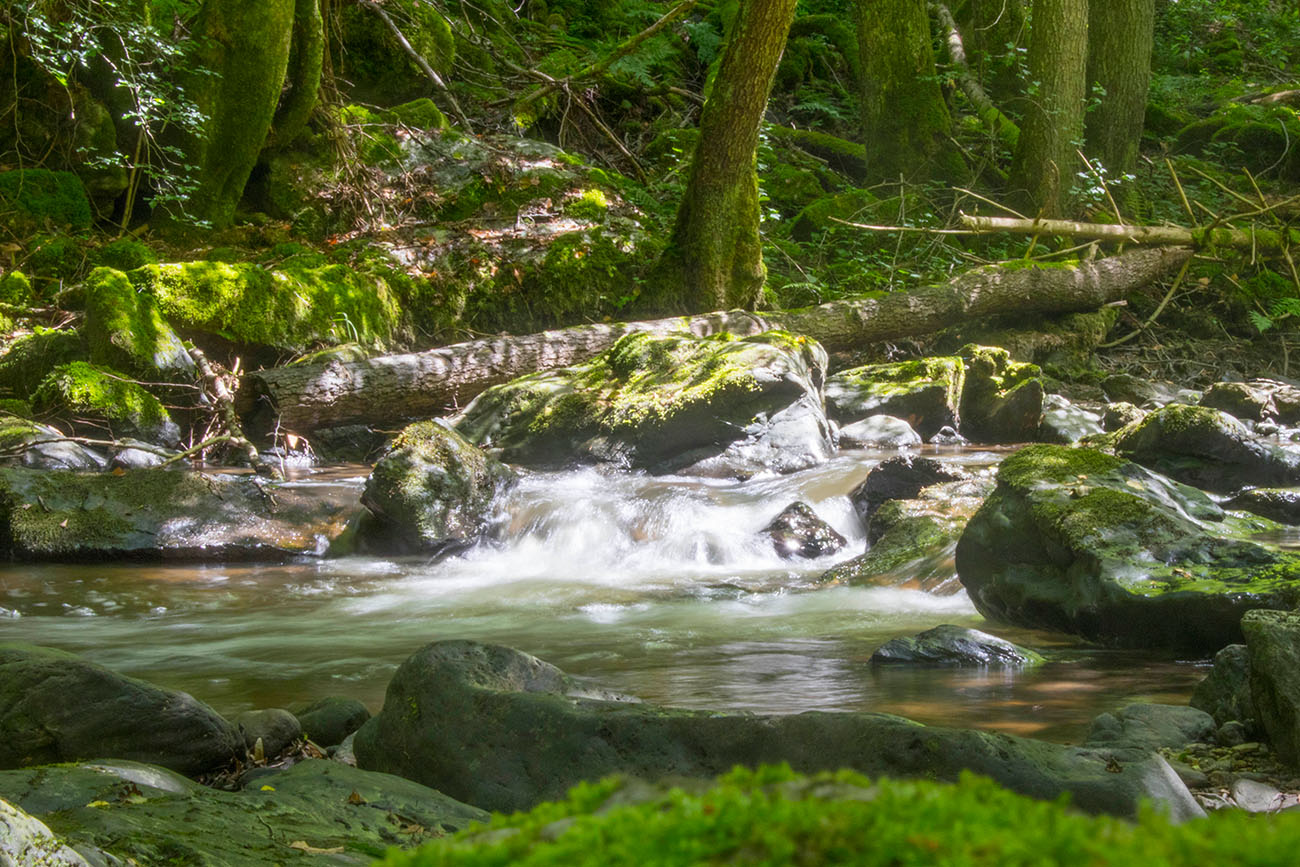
0;448;1210;743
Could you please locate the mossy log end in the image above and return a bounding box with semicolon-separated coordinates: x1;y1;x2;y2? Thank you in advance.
238;247;1191;438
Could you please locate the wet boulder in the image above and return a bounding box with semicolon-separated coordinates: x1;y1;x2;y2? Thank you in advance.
1112;404;1300;493
955;444;1300;651
958;345;1044;444
0;466;362;561
294;697;371;748
1083;704;1217;753
848;454;970;528
1191;644;1255;729
234;709;302;759
354;640;1201;819
836;414;922;448
870;625;1043;667
0;412;105;471
1102;373;1162;407
1242;609;1300;764
1200;381;1277;422
456;331;832;477
33;362;182;447
1224;488;1300;524
1038;394;1103;444
0;644;240;776
361;420;516;554
824;357;962;440
761;502;846;559
0;759;487;866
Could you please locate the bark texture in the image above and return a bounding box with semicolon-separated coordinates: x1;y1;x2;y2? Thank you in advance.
240;247;1191;437
1008;0;1089;217
857;0;956;182
1084;0;1154;177
647;0;799;313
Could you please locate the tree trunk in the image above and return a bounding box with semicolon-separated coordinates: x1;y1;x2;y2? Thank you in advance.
1007;0;1089;217
644;0;799;313
266;0;325;151
857;0;956;182
239;247;1191;438
1084;0;1154;179
963;0;1027;103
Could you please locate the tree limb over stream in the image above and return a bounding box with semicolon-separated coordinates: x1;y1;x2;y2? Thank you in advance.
237;246;1192;438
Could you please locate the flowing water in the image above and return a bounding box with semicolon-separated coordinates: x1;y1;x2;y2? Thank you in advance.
0;447;1207;742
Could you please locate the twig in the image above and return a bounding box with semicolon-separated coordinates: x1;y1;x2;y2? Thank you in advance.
1166;159;1196;224
1097;256;1192;348
1077;148;1123;225
954;187;1028;220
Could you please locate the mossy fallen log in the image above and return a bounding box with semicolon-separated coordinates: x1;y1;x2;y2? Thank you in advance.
237;246;1191;438
959;214;1300;251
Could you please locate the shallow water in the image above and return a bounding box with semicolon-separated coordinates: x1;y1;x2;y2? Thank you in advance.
0;447;1208;743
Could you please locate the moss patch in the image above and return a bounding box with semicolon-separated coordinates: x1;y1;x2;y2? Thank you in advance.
0;331;89;399
33;361;176;444
0;170;92;232
83;267;195;380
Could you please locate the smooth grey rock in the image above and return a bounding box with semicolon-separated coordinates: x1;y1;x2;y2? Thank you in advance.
1242;609;1300;764
234;709;302;758
1103;402;1145;432
1038;394;1104;444
1191;644;1255;727
1102;373;1161;406
1084;704;1216;753
837;415;922;449
355;640;1203;820
0;644;240;776
107;439;173;470
927;424;967;444
1202;381;1276;422
0;798;91;866
870;625;1043;667
677;395;834;479
1224;488;1300;525
0;413;105;471
761;502;846;559
1231;778;1299;812
848;455;970;530
294;697;371;748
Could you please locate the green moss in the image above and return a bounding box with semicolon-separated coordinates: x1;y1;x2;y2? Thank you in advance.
92;238;158;272
0;412;48;451
83;267;195;380
26;234;85;282
996;443;1127;489
0;330;89;399
337;0;454;103
836;357;964;400
563;188;609;221
765;126;868;176
0;271;32;305
387;98;449;130
33;361;172;435
0;399;31;418
0;170;92;232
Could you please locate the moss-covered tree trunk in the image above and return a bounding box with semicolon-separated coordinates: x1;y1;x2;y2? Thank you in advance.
856;0;956;183
1084;0;1153;178
647;0;799;313
176;0;296;228
1007;0;1088;217
266;0;325;151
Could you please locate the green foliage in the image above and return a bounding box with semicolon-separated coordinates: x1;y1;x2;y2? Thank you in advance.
378;764;1300;867
1154;0;1300;78
0;170;92;232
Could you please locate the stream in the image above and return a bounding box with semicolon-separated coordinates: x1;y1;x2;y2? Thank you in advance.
0;446;1208;743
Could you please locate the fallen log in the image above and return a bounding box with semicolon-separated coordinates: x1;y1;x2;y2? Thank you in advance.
959;214;1300;251
237;246;1192;438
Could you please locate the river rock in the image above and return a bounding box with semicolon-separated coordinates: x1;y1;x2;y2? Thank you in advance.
354;640;1202;820
1242;609;1300;764
824;357;963;440
1191;644;1256;728
1102;373;1162;406
1224;488;1300;525
1038;394;1104;444
1112;404;1300;493
0;759;487;866
1083;704;1217;753
870;625;1043;667
0;644;240;776
848;454;970;528
108;438;175;469
234;709;302;758
761;502;846;559
455;330;832;477
958;345;1044;444
836;414;922;448
360;420;516;554
0;412;106;471
295;697;371;748
1103;402;1146;431
955;444;1300;650
0;798;91;866
1201;381;1277;422
0;466;362;561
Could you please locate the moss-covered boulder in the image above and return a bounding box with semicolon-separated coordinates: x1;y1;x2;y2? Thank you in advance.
958;345;1044;444
0;412;105;471
1242;609;1300;765
0;330;88;399
0;270;33;306
361;421;517;554
82;267;195;381
0;759;487;866
354;640;1201;819
1200;381;1277;422
870;625;1043;667
33;362;181;446
1224;488;1300;525
456;331;832;477
0;169;92;233
849;454;971;529
0;467;362;561
1112;404;1300;493
1083;704;1216;754
0;644;240;775
1191;644;1255;729
294;697;371;748
934;308;1118;379
824;357;963;440
956;444;1300;650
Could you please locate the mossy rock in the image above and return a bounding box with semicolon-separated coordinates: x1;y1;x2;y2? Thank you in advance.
361;420;517;554
386;97;449;130
82;267;196;381
1112;403;1300;493
870;625;1044;667
0;411;106;470
338;0;455;104
935;309;1117;379
1242;609;1300;765
956;444;1300;650
958;345;1044;444
789;188;879;242
33;362;180;446
824;357;963;440
456;330;829;475
1174;104;1300;180
0;330;88;399
765;126;867;179
90;238;159;272
0;271;33;306
25;234;85;282
0;170;92;233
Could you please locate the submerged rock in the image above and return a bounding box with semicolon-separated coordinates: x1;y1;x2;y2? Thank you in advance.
361;420;516;554
0;759;487;866
955;444;1300;650
1038;394;1104;444
456;331;832;477
870;625;1043;667
234;709;302;759
824;357;963;440
0;466;362;561
958;345;1044;444
836;414;922;448
354;640;1202;820
1242;609;1300;764
1112;403;1300;493
1224;487;1300;525
1190;644;1255;729
0;644;240;775
761;502;846;559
